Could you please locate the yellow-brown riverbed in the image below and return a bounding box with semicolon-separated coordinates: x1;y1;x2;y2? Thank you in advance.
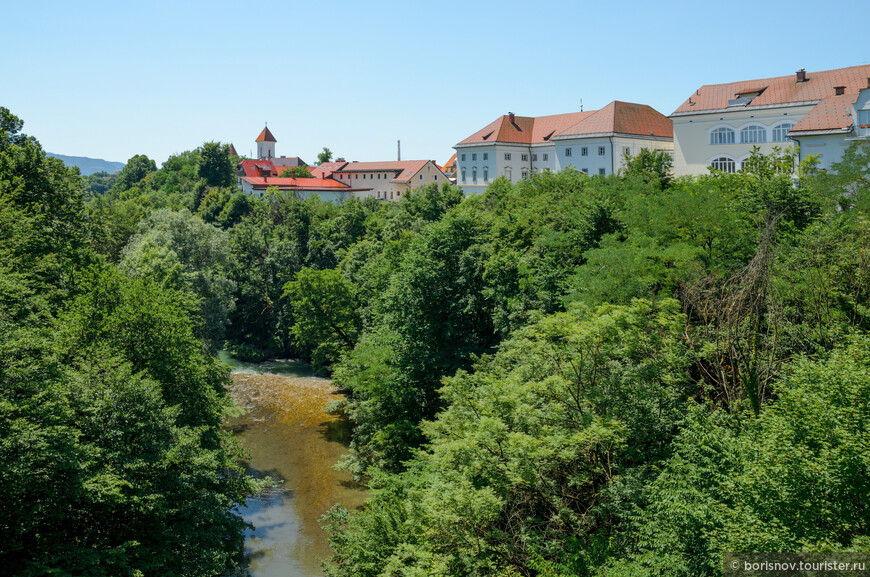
221;354;367;577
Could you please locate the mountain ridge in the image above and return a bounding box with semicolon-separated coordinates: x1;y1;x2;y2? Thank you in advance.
48;153;125;176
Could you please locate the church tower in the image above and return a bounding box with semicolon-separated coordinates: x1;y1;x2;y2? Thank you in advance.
255;125;276;160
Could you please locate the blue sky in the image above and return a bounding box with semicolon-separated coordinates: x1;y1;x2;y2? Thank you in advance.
1;0;867;167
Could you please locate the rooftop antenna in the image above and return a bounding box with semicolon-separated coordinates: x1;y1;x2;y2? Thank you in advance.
398;140;401;161
580;98;584;112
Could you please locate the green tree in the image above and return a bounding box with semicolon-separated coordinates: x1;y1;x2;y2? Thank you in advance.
0;109;260;576
119;208;236;347
317;146;334;165
284;267;359;366
608;336;870;577
324;299;695;577
197;141;235;188
83;170;119;197
620;147;674;188
280;165;313;178
114;153;157;191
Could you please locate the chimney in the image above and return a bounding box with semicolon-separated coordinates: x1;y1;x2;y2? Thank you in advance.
796;68;807;83
508;112;515;124
834;85;846;96
397;140;401;161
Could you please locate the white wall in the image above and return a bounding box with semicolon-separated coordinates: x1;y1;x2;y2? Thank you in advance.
554;139;611;175
795;133;852;171
456;135;674;193
672;105;812;176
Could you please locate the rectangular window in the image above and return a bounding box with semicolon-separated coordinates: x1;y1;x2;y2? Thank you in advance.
599;168;606;175
483;153;488;160
598;146;606;156
565;148;572;157
472;153;477;161
624;147;631;156
521;154;528;161
581;147;588;156
543;153;548;161
859;109;870;135
461;153;466;161
532;154;537;161
581;168;588;174
505;153;511;160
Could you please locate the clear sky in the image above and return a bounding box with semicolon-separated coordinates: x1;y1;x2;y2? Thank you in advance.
2;0;868;167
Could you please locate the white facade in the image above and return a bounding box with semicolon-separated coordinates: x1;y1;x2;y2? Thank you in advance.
456;136;673;194
671;105;810;175
332;161;448;201
257;139;275;160
455;102;674;195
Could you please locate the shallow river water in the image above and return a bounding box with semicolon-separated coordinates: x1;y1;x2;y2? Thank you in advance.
220;353;367;577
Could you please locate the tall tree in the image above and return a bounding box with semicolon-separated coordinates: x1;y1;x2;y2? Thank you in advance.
114;153;157;191
198;141;235;188
317;146;334;165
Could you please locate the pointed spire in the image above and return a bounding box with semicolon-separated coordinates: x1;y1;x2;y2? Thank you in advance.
256;126;276;142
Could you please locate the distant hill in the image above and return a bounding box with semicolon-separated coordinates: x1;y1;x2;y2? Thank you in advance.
48;153;125;176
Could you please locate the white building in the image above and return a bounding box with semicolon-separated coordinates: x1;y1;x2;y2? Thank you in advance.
670;64;870;175
454;101;674;194
326;160;450;201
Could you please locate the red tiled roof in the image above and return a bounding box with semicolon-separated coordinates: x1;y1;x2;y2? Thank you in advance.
456;103;671;146
557;101;673;138
240;176;352;190
531;111;594;141
791;93;859;133
310;161;349;179
238;159;279;177
335;160;444;183
672;64;870;116
443;153;457;168
228;143;239;157
456;111;589;146
255;126;277;142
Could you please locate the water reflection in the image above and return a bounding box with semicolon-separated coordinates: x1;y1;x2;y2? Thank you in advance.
223;353;366;577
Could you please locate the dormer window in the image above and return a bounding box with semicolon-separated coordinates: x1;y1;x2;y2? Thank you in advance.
728;88;765;107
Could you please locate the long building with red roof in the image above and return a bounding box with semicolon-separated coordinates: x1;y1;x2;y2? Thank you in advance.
329;160;449;201
671;64;870;175
454;101;673;194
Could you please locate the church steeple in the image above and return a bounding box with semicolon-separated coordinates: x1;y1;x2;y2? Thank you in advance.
255;124;276;160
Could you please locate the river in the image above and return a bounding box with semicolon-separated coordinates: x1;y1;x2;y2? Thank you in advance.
220;352;367;577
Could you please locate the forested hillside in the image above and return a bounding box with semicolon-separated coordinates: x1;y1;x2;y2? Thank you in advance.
3;104;869;576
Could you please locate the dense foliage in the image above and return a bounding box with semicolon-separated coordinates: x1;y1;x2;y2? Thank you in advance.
5;100;870;577
0;108;259;576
